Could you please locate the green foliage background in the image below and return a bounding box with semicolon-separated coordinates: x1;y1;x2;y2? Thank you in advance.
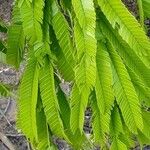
1;0;150;149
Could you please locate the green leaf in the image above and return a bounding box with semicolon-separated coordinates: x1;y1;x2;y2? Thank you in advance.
51;1;75;68
95;41;114;114
72;0;96;30
7;4;24;68
138;130;150;145
110;105;123;136
72;0;97;89
12;2;23;24
127;67;150;107
49;26;75;81
18;57;39;143
36;95;50;150
91;91;110;147
7;25;24;68
19;0;44;43
36;0;51;60
70;84;90;134
110;138;127;150
73;21;96;90
55;77;71;129
39;57;66;139
107;42;143;133
141;110;150;140
71;1;97;134
70;9;97;133
119;133;135;149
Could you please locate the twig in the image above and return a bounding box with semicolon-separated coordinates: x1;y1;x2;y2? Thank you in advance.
27;140;31;150
4;99;11;114
0;109;12;126
0;131;15;150
5;133;24;137
0;99;11;120
54;71;63;82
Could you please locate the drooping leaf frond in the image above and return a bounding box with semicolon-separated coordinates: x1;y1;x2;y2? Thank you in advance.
51;0;75;69
73;21;96;89
96;12;150;108
95;41;114;114
72;0;97;89
7;25;24;68
36;95;50;150
18;57;39;143
97;12;150;84
91;92;110;147
127;67;150;106
70;0;97;134
110;104;123;137
39;57;66;139
97;0;150;68
18;0;44;43
70;84;88;134
55;77;71;129
7;4;24;68
107;42;143;133
49;26;75;81
109;104;128;150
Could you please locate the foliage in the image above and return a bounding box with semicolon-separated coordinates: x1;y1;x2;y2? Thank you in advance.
1;0;150;149
0;19;7;63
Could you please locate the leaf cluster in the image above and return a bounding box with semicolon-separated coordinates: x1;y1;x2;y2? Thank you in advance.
1;0;150;149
